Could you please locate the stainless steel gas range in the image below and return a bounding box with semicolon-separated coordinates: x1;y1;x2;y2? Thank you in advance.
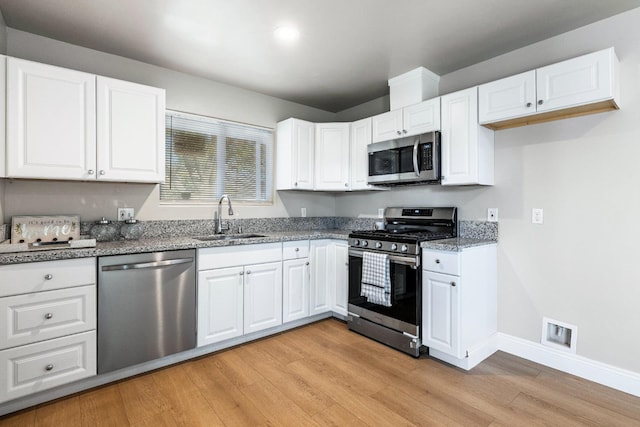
347;207;457;357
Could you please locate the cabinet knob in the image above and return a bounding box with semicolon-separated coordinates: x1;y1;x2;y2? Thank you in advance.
402;129;407;134
441;175;445;181
294;182;298;187
344;183;348;187
88;169;95;175
295;247;299;252
246;270;251;275
45;364;54;372
538;99;544;105
306;262;310;265
435;259;440;264
44;274;53;280
526;102;532;108
239;271;244;276
451;282;456;287
396;131;402;135
99;170;106;175
44;313;53;320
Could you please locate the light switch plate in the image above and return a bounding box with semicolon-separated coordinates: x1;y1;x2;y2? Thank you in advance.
118;208;135;221
487;208;498;222
301;207;307;217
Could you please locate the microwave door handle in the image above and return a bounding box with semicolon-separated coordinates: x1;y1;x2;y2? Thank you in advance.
413;138;420;176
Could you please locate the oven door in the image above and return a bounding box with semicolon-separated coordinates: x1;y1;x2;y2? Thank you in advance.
367;132;439;185
348;248;421;336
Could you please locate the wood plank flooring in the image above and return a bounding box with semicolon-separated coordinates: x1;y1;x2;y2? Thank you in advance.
2;319;640;426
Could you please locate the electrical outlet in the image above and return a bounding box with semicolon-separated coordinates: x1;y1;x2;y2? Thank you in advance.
532;208;544;224
378;208;384;218
487;208;498;222
301;207;307;217
118;207;135;221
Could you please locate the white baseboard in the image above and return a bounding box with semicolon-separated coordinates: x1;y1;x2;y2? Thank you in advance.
497;333;640;397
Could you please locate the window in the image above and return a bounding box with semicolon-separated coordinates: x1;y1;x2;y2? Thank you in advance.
161;111;273;203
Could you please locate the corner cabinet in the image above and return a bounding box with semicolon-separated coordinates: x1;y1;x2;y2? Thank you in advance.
479;47;619;130
5;57;165;183
440;87;494;186
276;118;315;190
422;245;497;370
315;123;350;191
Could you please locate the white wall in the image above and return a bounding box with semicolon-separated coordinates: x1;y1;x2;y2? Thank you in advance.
2;29;337;222
335;8;640;373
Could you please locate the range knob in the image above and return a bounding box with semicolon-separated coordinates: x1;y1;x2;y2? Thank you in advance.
401;245;408;252
353;239;360;246
391;243;398;251
375;242;382;249
361;240;368;247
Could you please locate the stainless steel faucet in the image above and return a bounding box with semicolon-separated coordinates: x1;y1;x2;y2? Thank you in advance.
215;194;234;234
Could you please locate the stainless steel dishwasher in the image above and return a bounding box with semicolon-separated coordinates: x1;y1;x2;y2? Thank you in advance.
97;249;196;374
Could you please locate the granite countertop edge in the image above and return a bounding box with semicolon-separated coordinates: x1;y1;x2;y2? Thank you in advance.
421;238;498;252
0;230;351;265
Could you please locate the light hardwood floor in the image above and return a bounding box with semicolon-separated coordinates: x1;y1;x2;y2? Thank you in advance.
2;318;640;426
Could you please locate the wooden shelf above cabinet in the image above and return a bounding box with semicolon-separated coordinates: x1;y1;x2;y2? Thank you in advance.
481;99;619;131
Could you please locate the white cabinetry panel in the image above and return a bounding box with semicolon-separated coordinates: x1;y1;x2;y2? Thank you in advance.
315;123;350;191
197;266;244;346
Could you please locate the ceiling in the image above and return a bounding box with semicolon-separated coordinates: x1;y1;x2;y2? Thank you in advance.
1;0;639;112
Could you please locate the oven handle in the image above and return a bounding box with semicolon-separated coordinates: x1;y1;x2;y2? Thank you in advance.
412;137;420;177
349;248;419;268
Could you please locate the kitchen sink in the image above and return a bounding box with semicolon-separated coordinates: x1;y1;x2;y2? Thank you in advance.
194;233;266;241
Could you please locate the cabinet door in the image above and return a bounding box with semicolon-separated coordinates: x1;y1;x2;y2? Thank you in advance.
0;55;6;178
6;58;97;180
423;271;460;358
536;48;616;113
478;71;536;123
309;241;331;315
293;119;315;190
315;123;350;190
403;98;441;135
350;117;372;191
197;266;244;346
332;243;349;316
282;258;310;323
96;77;165;183
244;261;283;334
440;87;494;186
371;109;402;143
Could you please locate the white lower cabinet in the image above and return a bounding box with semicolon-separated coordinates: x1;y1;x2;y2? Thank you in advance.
197;244;283;347
0;258;97;403
282;240;311;323
332;242;349;316
310;240;332;315
422;245;497;370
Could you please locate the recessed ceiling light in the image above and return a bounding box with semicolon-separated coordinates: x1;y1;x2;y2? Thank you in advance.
274;26;300;43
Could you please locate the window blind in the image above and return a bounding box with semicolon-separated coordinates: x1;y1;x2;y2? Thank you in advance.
161;111;273;203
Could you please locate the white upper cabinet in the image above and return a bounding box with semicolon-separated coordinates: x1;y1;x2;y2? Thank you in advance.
96;77;165;182
440;87;494;186
371;97;440;143
0;56;6;178
7;58;97;180
276;118;315;190
350;117;373;191
6;57;166;182
315;123;350;191
479;47;619;129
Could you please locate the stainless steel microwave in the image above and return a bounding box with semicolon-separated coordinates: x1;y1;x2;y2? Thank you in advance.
367;131;440;185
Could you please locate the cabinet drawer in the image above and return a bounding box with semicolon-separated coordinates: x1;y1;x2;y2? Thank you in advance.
0;285;96;350
0;331;96;403
422;250;460;275
283;240;309;260
199;243;282;270
0;258;96;297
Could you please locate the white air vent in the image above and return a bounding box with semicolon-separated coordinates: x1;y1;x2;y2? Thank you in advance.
541;317;577;353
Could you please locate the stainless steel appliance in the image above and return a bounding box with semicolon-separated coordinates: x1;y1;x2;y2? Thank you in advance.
348;207;457;357
367;131;440;185
98;249;196;374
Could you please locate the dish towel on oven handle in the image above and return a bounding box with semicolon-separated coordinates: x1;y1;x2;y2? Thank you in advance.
361;251;391;307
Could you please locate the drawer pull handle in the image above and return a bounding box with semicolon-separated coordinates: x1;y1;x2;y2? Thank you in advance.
451;282;456;287
45;364;54;371
295;248;299;252
246;270;251;275
306;262;310;266
435;259;440;264
44;274;53;280
44;313;53;320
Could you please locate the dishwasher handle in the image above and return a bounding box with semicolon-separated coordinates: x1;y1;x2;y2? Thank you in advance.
101;257;194;272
